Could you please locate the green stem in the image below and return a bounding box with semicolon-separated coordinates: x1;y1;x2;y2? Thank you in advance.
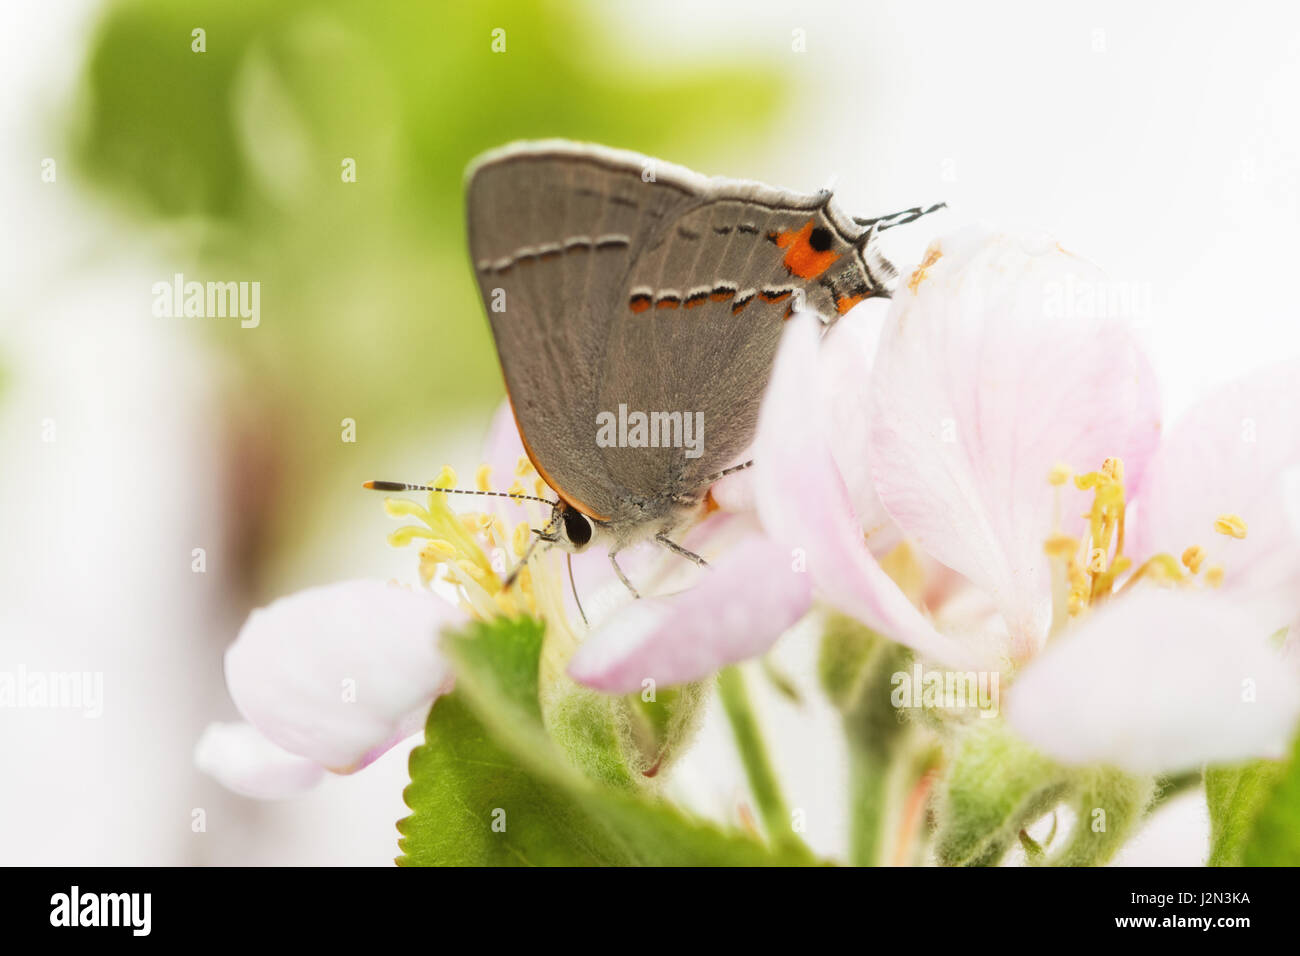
717;666;801;851
847;739;892;866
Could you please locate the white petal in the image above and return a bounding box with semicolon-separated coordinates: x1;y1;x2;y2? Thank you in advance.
753;312;987;668
194;721;325;798
224;580;456;772
869;228;1162;659
1133;359;1300;632
817;300;902;552
1007;589;1300;773
567;534;811;692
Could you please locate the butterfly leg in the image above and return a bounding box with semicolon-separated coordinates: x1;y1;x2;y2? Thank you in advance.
608;550;641;599
655;532;710;569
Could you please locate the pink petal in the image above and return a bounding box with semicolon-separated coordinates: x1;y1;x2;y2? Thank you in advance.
194;721;325;798
753;312;987;668
869;228;1162;659
1132;359;1300;633
567;534;811;693
707;450;757;513
224;580;456;772
1007;589;1300;773
818;300;902;552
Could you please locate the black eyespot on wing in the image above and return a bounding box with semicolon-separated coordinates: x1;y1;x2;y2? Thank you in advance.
563;506;593;547
809;227;833;252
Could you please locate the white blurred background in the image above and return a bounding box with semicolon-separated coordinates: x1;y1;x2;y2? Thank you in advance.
3;0;1294;865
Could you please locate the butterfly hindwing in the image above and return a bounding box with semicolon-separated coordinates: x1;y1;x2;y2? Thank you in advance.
597;194;893;502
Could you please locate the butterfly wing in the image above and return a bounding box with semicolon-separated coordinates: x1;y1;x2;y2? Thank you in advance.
467;140;895;529
466;141;700;519
595;184;895;503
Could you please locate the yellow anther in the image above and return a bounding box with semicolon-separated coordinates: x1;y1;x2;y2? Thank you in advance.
375;456;573;634
515;456;533;477
1205;564;1225;587
1094;481;1124;508
425;539;459;560
1044;533;1078;558
512;522;531;558
1181;545;1206;574
907;245;942;294
1074;471;1100;491
1087;547;1108;574
1048;463;1073;487
1101;457;1125;483
508;480;528;498
1214;513;1248;539
456;559;488;585
1145;553;1185;583
534;477;547;498
383;497;429;520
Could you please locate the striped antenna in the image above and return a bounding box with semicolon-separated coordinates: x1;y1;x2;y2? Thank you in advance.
854;202;948;232
362;480;554;505
693;459;753;490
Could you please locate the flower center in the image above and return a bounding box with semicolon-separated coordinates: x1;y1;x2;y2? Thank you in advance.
1043;456;1247;619
379;460;569;626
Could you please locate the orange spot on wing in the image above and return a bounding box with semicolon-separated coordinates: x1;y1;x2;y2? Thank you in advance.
629;295;651;313
775;220;839;279
656;298;680;310
836;293;866;315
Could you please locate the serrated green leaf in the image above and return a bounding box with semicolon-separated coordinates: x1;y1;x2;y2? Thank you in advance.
397;692;633;866
398;615;821;866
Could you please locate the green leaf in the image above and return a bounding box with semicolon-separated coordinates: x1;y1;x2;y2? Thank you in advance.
398;615;820;866
1206;759;1284;866
1242;735;1300;865
1208;730;1300;866
398;692;633;865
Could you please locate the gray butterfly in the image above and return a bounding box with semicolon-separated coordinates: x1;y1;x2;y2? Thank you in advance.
461;140;937;597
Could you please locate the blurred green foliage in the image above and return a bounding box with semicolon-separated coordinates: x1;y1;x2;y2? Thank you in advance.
70;0;784;570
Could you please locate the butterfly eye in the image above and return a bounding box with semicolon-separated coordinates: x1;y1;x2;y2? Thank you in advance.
562;507;593;549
